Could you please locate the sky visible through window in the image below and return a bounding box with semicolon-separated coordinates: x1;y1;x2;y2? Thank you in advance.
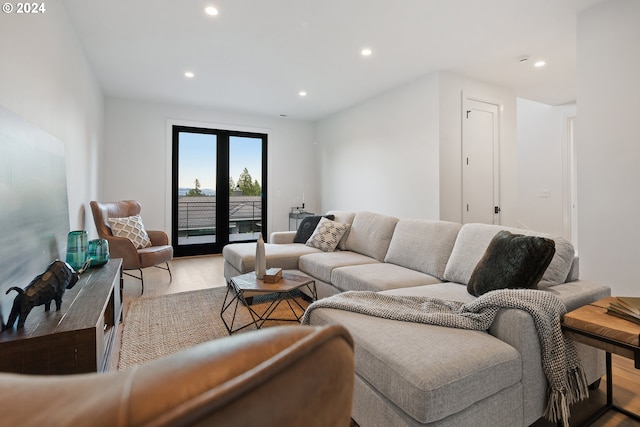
178;132;262;192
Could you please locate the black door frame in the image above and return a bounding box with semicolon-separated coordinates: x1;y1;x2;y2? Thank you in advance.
171;125;267;256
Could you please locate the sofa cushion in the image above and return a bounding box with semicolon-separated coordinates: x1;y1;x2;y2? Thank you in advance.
384;219;461;280
331;263;441;293
269;231;296;244
306;308;521;424
222;242;322;273
344;212;399;261
382;282;475;303
543;280;611;312
293;214;335;243
566;257;580;282
467;231;556;297
306;217;348;252
298;251;379;284
325;210;356;250
381;280;608;425
443;223;575;286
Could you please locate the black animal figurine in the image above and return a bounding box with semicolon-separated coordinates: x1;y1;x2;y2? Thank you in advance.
5;259;89;328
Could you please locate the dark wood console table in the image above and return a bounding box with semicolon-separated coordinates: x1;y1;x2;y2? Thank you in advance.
0;258;123;374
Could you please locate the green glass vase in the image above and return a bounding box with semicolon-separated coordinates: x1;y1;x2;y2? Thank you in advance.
65;230;88;271
88;238;109;267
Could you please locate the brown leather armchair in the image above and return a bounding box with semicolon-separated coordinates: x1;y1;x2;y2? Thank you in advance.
90;200;173;294
0;325;355;427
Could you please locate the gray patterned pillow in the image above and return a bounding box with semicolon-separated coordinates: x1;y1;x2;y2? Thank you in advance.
108;215;152;249
306;217;348;252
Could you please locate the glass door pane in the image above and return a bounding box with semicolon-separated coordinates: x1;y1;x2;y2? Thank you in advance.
229;136;263;242
177;131;217;246
172;126;266;256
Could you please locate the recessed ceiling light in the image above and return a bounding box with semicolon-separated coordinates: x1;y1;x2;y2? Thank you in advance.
361;48;373;57
299;91;307;97
205;6;219;16
534;60;546;67
184;71;194;78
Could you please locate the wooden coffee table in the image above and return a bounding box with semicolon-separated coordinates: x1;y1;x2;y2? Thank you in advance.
562;297;640;426
221;270;316;335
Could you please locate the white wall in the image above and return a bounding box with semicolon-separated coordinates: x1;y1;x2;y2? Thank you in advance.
517;99;576;237
102;98;316;236
0;1;103;233
315;71;518;223
438;72;517;226
315;74;440;219
577;0;640;296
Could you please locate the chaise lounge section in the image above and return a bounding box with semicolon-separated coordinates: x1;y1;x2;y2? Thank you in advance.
222;210;610;426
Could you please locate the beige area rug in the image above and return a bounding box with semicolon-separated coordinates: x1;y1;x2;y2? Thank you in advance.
119;286;310;370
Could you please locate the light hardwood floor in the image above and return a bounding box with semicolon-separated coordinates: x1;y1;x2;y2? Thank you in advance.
115;255;640;427
530;352;640;426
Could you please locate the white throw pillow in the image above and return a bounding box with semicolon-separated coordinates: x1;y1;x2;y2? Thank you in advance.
108;215;152;249
306;217;348;252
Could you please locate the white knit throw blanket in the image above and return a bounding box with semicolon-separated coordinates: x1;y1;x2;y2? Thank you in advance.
301;289;589;427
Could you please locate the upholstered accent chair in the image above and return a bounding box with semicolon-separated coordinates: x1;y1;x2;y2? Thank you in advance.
0;325;355;427
90;200;173;294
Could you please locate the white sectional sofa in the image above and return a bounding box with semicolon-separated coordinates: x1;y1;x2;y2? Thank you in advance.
222;210;610;427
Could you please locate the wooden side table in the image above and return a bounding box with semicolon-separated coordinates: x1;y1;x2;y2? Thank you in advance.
562;297;640;426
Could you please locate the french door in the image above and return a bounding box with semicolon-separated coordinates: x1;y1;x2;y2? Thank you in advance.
172;125;267;256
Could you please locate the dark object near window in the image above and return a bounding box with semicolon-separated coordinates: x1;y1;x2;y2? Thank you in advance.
293;215;335;243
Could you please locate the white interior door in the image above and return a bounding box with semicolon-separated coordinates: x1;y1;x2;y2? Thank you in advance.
462;97;500;224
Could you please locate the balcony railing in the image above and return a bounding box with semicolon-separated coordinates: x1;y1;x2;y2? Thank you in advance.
177;196;261;244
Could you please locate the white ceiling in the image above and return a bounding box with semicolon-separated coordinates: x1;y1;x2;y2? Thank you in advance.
61;0;605;121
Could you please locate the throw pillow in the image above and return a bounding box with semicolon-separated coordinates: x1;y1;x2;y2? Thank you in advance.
467;230;556;297
306;217;348;252
293;214;335;243
108;215;152;249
